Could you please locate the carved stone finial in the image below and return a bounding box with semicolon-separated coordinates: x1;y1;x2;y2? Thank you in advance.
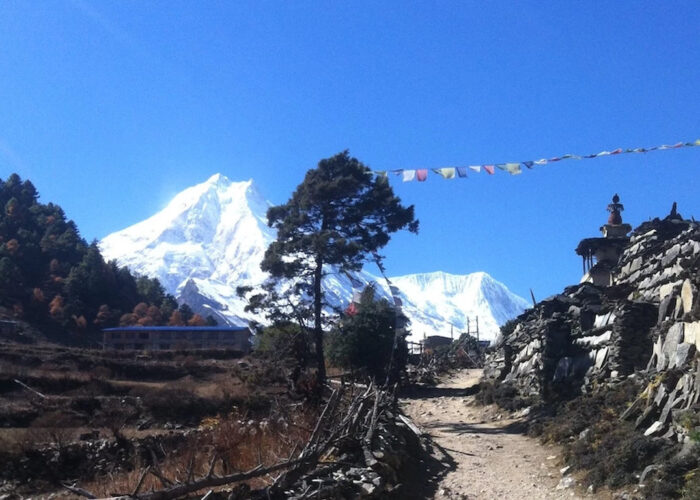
607;194;624;225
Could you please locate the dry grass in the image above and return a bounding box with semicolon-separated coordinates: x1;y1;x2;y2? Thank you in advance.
0;341;297;496
80;405;317;497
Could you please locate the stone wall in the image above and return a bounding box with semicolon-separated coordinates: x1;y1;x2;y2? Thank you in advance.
484;215;700;410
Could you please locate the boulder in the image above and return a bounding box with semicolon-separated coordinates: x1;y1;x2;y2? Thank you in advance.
644;420;665;436
681;279;695;317
595;346;609;370
658;295;674;324
659;281;682;301
683;321;700;346
674;343;696;369
661;323;685;369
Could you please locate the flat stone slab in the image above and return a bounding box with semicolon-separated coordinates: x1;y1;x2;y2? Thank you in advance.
684;321;700;347
681;279;695;316
674;342;696;369
644;420;665;436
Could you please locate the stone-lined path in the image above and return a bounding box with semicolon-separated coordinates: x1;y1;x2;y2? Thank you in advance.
400;369;593;500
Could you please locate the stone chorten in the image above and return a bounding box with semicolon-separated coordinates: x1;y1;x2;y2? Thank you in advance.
575;194;632;286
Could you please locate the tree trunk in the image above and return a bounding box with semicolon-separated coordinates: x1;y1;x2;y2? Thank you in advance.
313;254;325;385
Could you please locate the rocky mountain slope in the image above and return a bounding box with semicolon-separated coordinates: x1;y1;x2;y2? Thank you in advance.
100;174;527;341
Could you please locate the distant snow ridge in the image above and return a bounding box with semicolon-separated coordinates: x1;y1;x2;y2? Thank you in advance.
100;174;528;342
380;271;530;342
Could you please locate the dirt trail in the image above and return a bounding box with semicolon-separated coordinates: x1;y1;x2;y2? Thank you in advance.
400;369;593;500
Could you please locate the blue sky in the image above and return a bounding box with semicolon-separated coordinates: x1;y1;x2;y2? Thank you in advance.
1;1;698;301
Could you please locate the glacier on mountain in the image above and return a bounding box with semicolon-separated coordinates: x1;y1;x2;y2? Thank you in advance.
100;174;529;342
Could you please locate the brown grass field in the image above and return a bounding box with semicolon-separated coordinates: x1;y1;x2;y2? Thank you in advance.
0;341;317;497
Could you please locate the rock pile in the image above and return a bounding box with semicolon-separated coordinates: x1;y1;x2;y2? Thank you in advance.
484;214;700;412
484;282;657;399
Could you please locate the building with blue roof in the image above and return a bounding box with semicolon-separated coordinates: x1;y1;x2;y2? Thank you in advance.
102;325;251;353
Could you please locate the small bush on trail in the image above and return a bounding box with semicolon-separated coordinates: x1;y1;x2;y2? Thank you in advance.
476;381;537;411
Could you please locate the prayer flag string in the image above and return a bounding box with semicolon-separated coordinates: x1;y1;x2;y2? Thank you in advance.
375;139;700;181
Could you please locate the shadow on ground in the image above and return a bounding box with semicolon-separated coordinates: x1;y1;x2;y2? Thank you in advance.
422;419;530;435
398;384;481;399
389;435;457;499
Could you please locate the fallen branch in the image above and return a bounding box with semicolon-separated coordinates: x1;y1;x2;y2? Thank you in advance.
13;378;47;399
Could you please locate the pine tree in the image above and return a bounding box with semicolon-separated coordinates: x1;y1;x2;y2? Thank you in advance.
260;151;418;383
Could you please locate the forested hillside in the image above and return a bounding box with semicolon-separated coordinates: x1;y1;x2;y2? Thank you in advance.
0;173;205;344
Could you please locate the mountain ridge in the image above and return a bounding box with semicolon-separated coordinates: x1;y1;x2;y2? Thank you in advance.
100;174;529;341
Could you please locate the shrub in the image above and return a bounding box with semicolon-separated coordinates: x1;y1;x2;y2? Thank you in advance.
476;380;537;411
326;286;407;382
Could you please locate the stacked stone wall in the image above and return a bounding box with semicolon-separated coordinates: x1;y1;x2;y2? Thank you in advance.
485;216;700;411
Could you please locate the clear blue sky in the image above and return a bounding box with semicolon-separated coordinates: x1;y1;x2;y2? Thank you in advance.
1;1;698;301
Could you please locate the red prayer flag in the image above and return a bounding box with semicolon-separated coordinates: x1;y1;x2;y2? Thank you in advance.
483;165;495;175
416;169;428;181
345;303;358;316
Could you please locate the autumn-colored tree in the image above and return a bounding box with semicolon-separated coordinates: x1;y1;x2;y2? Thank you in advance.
49;295;64;320
120;313;136;326
146;305;162;324
133;302;149;319
0;173;200;343
94;304;112;326
188;313;206;326
168;310;184;326
74;315;87;330
5;239;19;255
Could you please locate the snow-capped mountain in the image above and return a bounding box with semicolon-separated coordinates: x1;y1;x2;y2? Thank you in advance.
100;174;528;342
378;271;530;341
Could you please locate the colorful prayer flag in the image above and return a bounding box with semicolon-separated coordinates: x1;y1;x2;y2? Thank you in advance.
434;167;456;179
504;162;522;175
345;302;358;316
371;138;697;184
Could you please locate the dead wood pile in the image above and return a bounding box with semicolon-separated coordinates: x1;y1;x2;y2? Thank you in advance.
408;334;484;385
64;382;425;500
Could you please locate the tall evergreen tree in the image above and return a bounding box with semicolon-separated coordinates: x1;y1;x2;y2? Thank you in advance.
260;151;418;383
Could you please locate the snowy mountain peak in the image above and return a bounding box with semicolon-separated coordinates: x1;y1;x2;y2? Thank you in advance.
100;175;528;341
384;271;529;340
